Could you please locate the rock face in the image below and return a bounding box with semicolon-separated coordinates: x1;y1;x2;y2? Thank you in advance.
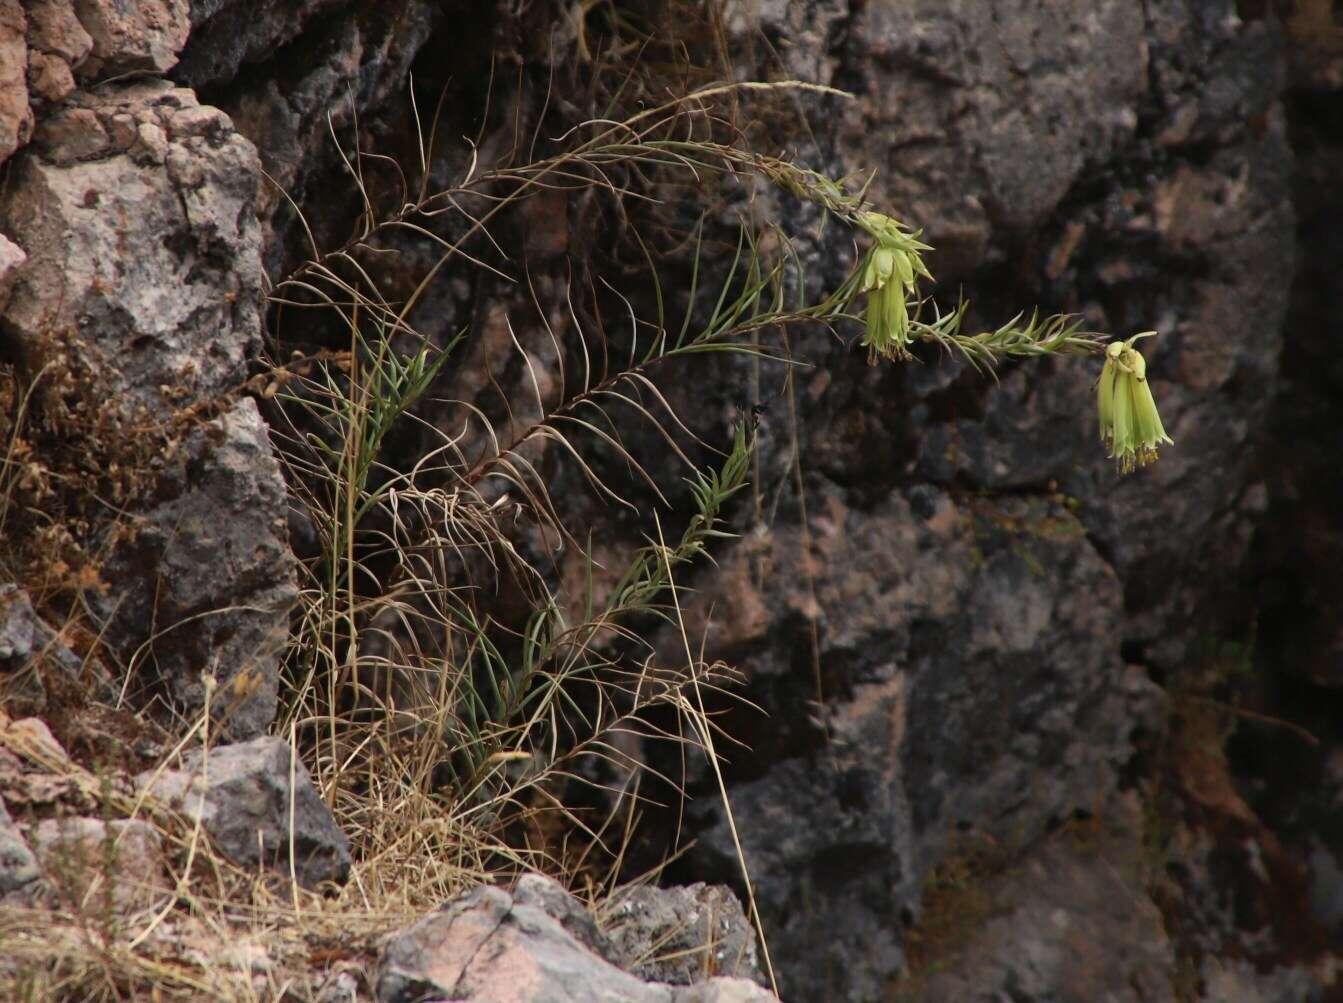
842;0;1146;272
96;399;296;739
0;78;295;735
908;794;1177;1003
138;736;351;888
0;1;1338;1001
579;4;1315;999
674;488;1154;999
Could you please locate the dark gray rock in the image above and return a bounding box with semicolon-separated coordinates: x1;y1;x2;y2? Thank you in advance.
0;583;84;681
95;398;296;739
602;883;762;986
720;0;1144;278
138;736;351;889
846;0;1144;256
610;4;1300;996
182;0;438;260
0;587;116;709
0;798;39;898
174;0;352;89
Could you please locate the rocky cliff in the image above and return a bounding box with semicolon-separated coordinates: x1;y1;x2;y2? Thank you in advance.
1;1;1340;1001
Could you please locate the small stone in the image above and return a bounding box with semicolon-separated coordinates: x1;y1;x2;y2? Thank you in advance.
137;736;350;889
166;102;231;141
130;119;168;165
31;816;168;912
3;716;70;766
0;233;23;312
0;584;84;680
0;798;40;897
672;979;780;1003
315;968;361;1003
26;50;76;104
34;107;111;164
602;883;762;986
376;884;677;1003
103;111;138;149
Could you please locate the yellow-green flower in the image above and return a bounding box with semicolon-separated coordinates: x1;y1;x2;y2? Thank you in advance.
861;254;911;363
1097;331;1173;473
855;212;932;364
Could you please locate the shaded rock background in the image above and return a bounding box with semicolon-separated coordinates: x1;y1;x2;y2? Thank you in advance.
0;2;1340;1003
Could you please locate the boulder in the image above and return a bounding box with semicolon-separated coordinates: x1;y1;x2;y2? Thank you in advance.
603;882;762;986
72;0;190;79
2;80;264;416
138;736;350;889
94;398;296;740
376;882;677;1003
375;876;781;1003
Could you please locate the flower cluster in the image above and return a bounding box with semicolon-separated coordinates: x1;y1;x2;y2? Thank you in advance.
1097;332;1174;473
855;211;931;364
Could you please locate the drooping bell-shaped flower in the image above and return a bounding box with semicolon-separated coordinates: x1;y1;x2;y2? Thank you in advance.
856;212;931;364
1097;331;1174;473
